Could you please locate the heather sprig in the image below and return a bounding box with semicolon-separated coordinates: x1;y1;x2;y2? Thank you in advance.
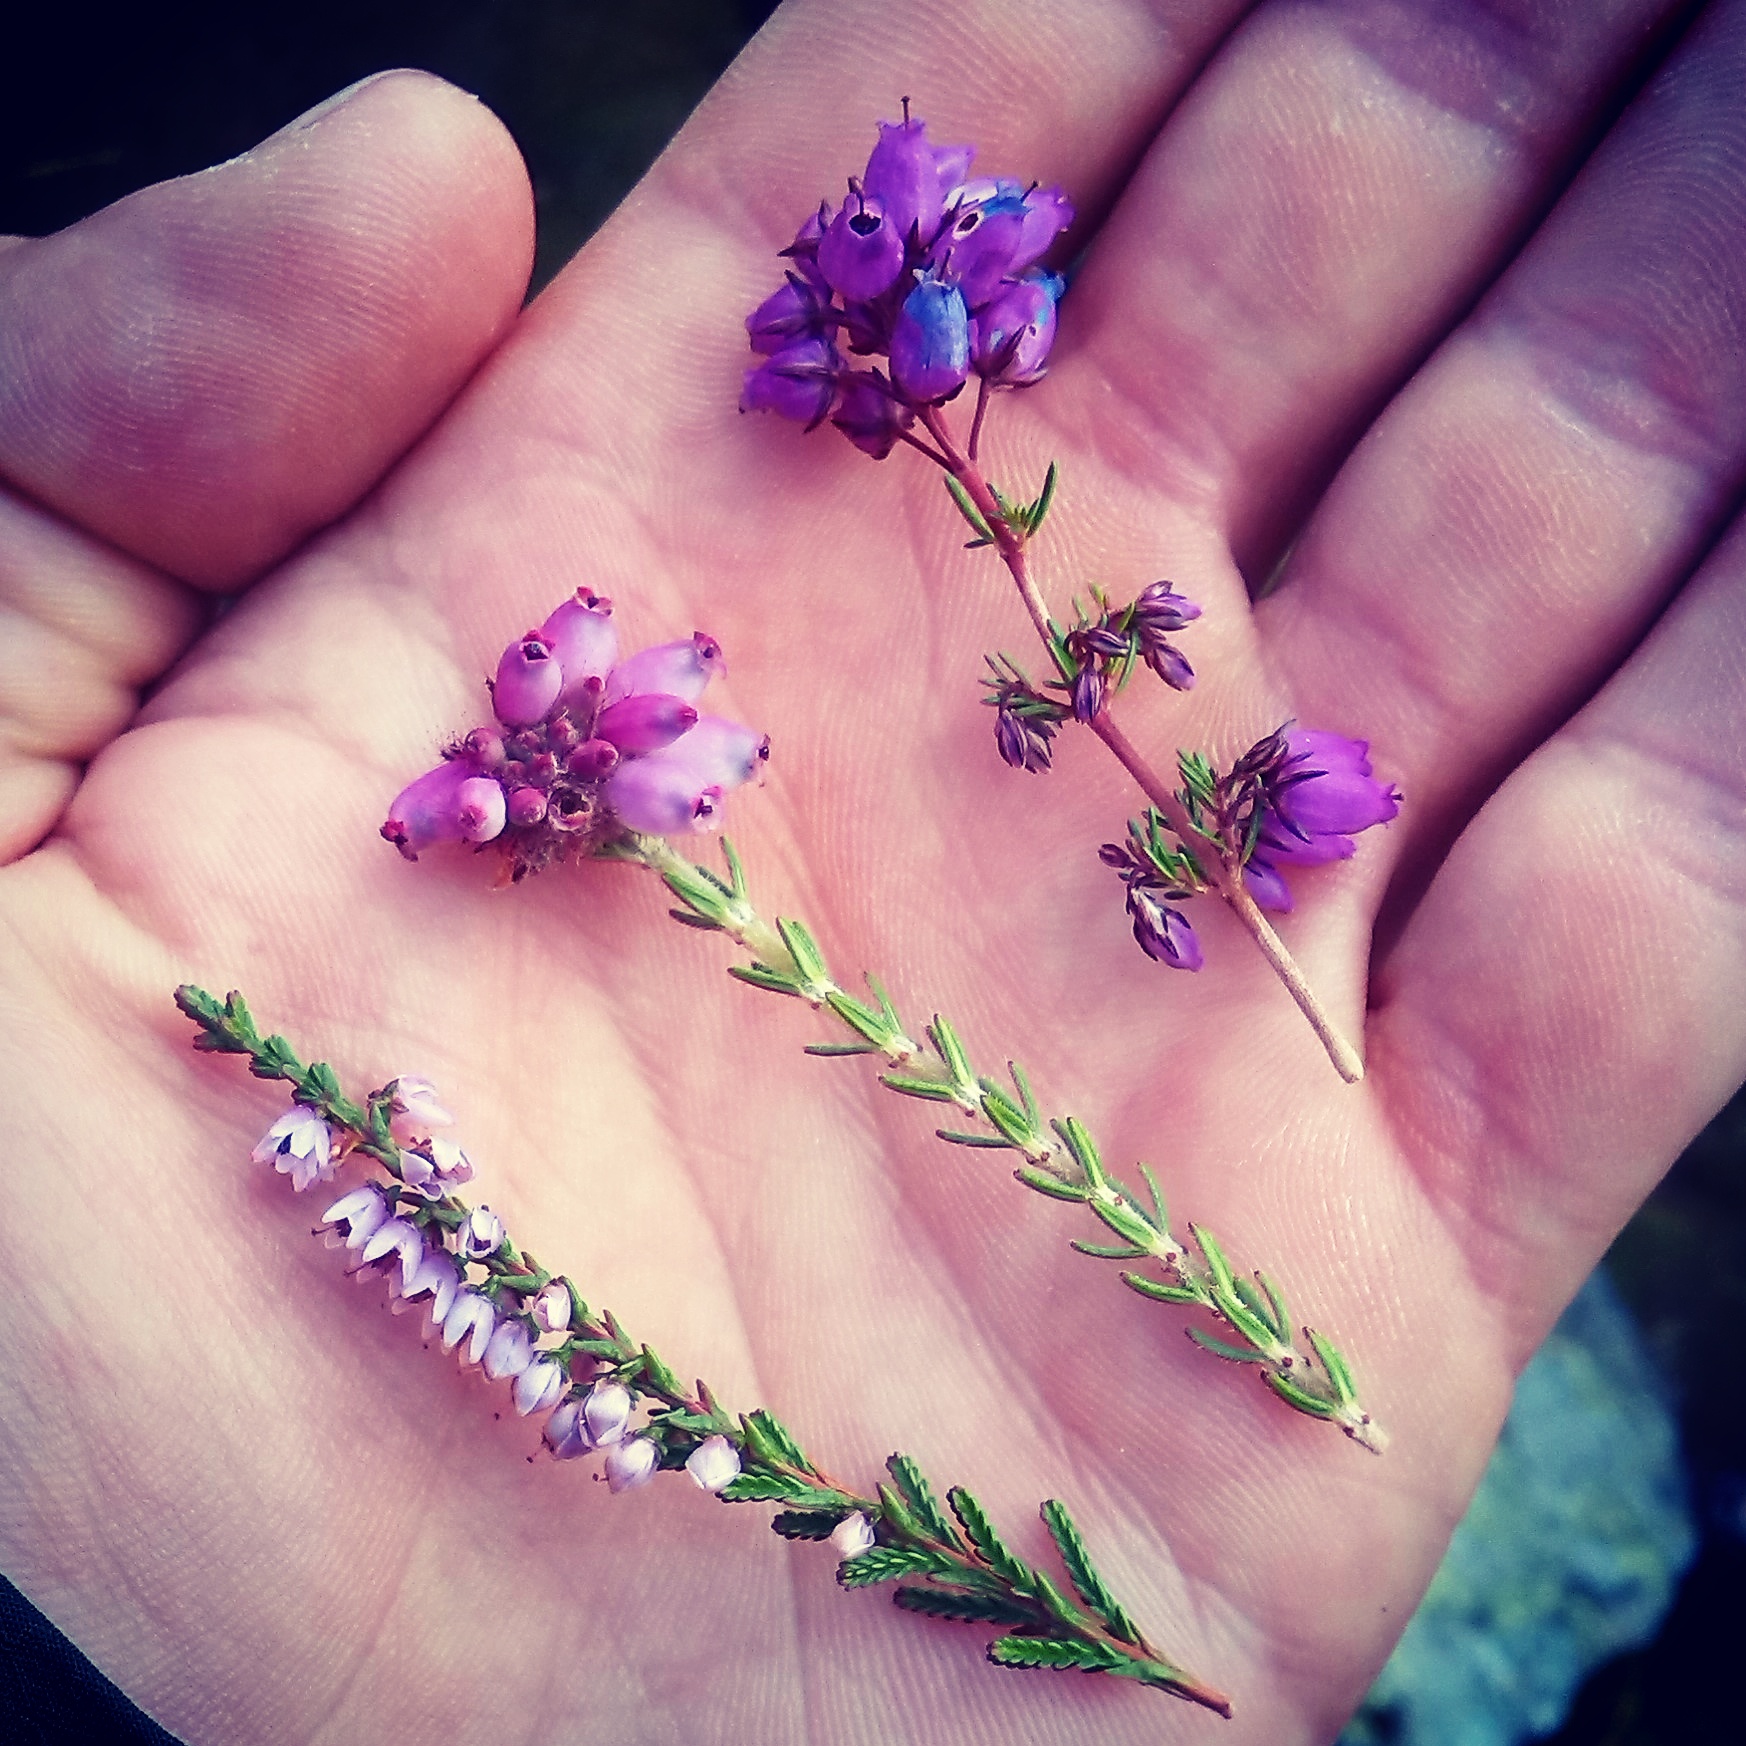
743;109;1403;1083
173;984;1231;1715
615;838;1384;1454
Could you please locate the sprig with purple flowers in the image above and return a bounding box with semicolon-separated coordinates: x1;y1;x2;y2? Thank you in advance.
740;107;1401;1082
174;984;1232;1717
616;834;1383;1452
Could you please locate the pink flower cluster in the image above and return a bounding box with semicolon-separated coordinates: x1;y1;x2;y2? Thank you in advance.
382;590;769;882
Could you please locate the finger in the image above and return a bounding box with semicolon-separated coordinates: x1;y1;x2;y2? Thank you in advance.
0;70;534;590
0;490;200;861
1370;501;1746;1365
1049;0;1687;573
1260;0;1746;879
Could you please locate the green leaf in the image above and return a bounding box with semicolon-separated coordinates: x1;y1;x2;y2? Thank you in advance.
775;917;830;988
742;1409;810;1471
1139;1163;1170;1234
719;837;748;900
720;1472;855;1509
1008;1061;1042;1127
1040;1500;1140;1644
837;1547;949;1588
1190;1224;1237;1299
879;1073;959;1104
824;990;893;1048
640;1346;683;1399
893;1585;1035;1628
727;963;803;997
1187;1327;1268;1364
1090;1196;1157;1251
1263;1369;1339;1419
1026;459;1059;534
668;908;723;931
1306;1328;1358;1408
1015;1165;1091;1203
1071;1239;1146;1260
805;1040;879;1057
1052;1117;1107;1190
770;1510;847;1541
936;1128;1012;1149
886;1454;960;1548
927;1016;972;1087
943;474;996;543
987;1636;1119;1673
947;1489;1032;1593
1257;1273;1292;1343
1120;1270;1202;1305
978;1083;1039;1148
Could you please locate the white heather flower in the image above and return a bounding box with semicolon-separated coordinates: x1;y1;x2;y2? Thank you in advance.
830;1513;876;1558
398;1149;436;1192
320;1185;389;1249
513;1358;566;1417
684;1435;741;1494
387;1076;454;1148
604;1436;659;1494
441;1291;495;1366
460;1206;505;1261
360;1217;424;1289
544;1398;589;1458
582;1380;633;1447
427;1135;475;1193
252;1105;334;1192
530;1280;572;1335
483;1319;533;1381
402;1250;461;1327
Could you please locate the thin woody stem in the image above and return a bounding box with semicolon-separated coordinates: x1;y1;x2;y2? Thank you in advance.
917;406;1364;1084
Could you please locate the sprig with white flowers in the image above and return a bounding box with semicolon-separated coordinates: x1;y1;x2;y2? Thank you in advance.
613;837;1384;1454
174;983;1231;1716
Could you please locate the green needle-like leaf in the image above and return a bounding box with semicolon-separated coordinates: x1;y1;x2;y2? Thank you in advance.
1015;1165;1092;1202
1306;1328;1359;1407
1071;1238;1147;1260
943;474;996;543
988;1636;1119;1673
727;963;803;997
770;1510;847;1541
880;1072;960;1103
886;1454;961;1548
805;1041;879;1057
936;1127;1012;1149
947;1489;1033;1593
1040;1500;1141;1644
893;1586;1035;1628
837;1547;950;1588
1187;1327;1269;1364
1263;1370;1340;1418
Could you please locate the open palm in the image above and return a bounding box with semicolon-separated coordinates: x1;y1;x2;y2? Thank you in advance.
4;3;1744;1742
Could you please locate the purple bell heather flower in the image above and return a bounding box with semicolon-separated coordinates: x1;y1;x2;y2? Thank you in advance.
658;717;770;790
779;201;833;288
582;1380;634;1447
1242;855;1296;914
507;786;548;828
740;337;841;428
531;1280;573;1335
970;275;1059;385
381;760;477;862
594;693;698;755
482;1318;534;1381
862;114;947;243
831;370;914;459
1070;663;1105;724
441;1291;496;1366
933;139;975;190
455;776;507;845
540;590;619;716
1128;888;1203;971
403;1249;461;1326
890;275;970;404
746;275;835;355
514;1358;567;1417
494;632;563;727
1262;729;1402;861
251;1104;334;1192
604;633;726;707
1012;185;1075;270
1133;582;1201;634
603;759;724;836
387;1076;453;1148
830;1512;876;1558
936;193;1027;309
604;1436;659;1494
995;706;1054;774
818;196;906;301
685;1434;741;1494
1144;642;1195;691
460;1205;505;1261
321;1184;389;1247
544;1398;590;1458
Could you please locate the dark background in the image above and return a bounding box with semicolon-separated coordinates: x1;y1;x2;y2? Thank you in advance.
3;5;1742;1742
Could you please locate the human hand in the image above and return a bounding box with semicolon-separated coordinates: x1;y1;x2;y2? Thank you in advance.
2;3;1743;1743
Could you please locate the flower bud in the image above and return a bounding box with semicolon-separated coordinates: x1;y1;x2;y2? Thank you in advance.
545;1398;589;1458
657;717;769;791
462;726;505;769
483;1318;534;1381
604;634;726;706
1132;583;1201;634
460;1205;505;1261
831;371;914;460
971;276;1058;386
1070;664;1105;724
494;632;563;727
1127;888;1203;972
595;693;698;755
818;198;906;301
604;1436;659;1494
531;1280;572;1334
740;338;841;427
387;1076;453;1147
994;706;1053;774
862;115;945;242
541;590;619;715
514;1358;567;1417
582;1380;634;1447
507;786;548;829
380;761;475;862
936;194;1026;308
1012;185;1075;270
830;1512;876;1558
890;276;970;405
455;776;507;844
603;756;727;836
684;1435;742;1494
746;275;834;354
1143;642;1195;691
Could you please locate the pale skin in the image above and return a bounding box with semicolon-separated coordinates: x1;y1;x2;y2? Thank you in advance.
2;0;1744;1740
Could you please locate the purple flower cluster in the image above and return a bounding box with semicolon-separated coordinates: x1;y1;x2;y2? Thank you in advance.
1241;730;1402;914
382;590;769;880
741;105;1073;456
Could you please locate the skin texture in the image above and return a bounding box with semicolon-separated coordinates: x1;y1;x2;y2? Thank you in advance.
1;2;1744;1741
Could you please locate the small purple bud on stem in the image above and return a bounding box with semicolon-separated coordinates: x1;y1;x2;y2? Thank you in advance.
595;693;699;756
1127;888;1203;971
507;786;548;829
494;632;563;727
1070;664;1105;724
455;777;507;844
582;1380;633;1447
566;738;620;780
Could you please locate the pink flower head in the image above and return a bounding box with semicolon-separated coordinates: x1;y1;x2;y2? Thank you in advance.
604;1436;659;1494
684;1435;742;1494
830;1512;876;1558
251;1104;335;1192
